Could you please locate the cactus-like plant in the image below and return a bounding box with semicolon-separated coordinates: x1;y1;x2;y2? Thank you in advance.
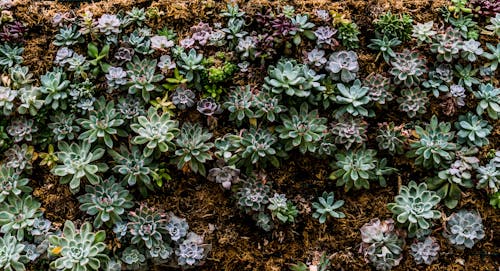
48;220;109;271
387;181;441;237
409;115;457;169
78;178;134;228
130;107;179;158
276;103;327;154
359;218;405;271
0;233;27;271
389;50;426;87
0;195;42;240
52;141;108;193
410;236;440;265
173;122;213;176
312;191;345;223
444;209;485;249
325;50;359;83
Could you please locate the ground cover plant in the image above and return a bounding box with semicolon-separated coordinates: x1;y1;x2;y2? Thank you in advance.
0;0;498;270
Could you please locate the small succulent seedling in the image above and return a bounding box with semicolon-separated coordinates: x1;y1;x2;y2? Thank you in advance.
312;191;345;223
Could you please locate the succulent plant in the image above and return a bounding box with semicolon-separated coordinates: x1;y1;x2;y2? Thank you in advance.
53;25;84;46
276;103;327;154
325;50;359;83
52;141;108;193
314;26;337;47
177;48;204;83
223;85;255;125
0;164;31;203
48;220;109;271
236;178;271;214
306;48;327;68
166;213;189;242
376;122;406;155
387;181;441;237
473;83;500;120
267;193;298;224
368;35;401;63
490;191;500;208
485;13;500;37
130;107;179;158
359;218;405;271
482;43;500;71
334;79;373;118
16;86;43;116
197;97;222;116
7;118;37;143
170;87;195;110
336;21;360;49
0;21;25;43
48;112;80;141
252;91;286;122
397;88;429;118
409;115;457;169
207;164;240;190
123;7;146;27
374;11;413;41
0;86;16;116
96;14;121;36
412;21;436;45
444;209;485;249
175;233;205;267
460;39;483;62
263;58;325;97
115;47;134;62
410;236;440;265
9;65;33;90
125;28;153;55
106;66;127;91
363;73;393;104
476;158;499;192
455;113;492;147
454;63;480;88
0;233;28;271
312;191;345;224
78;177;134;228
4;144;34;173
116;95;145;120
109;144;157;196
127;204;168;249
390;50;426;87
290;252;330;271
329;148;378;191
30;216;52;239
174;122;213;176
330;115;367;149
0;44;23;70
430;27;463;62
0;195;41;241
121;247;146;270
126;56;164;102
39;69;70;110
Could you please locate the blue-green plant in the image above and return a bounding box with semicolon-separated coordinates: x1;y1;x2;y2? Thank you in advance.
126;56;164;102
252;92;287;122
53;25;84;46
0;44;23;70
412;21;436;45
325;50;359;83
476;157;499;193
267;193;298;224
485;13;500;37
376;122;406;155
220;3;245;18
455;113;492;147
330;115;367;149
0;164;31;203
359;218;405;271
117;95;145;120
39;69;70;110
109;144;157;196
367;35;401;63
312;191;345;223
9;65;34;90
127;204;168;249
473;83;500;119
130;107;179;158
48;112;81;141
78;178;134;228
17;86;43;116
177;48;204;83
387;181;441;237
460;39;483;62
123;7;147;27
77;96;126;148
410;236;440;265
263;58;324;97
236;178;271;214
275;103;327;154
389;50;426;87
174;122;213;176
409;115;457;168
0;195;41;240
48;220;109;271
0;233;27;271
444;209;485;249
121;247;146;270
166;213;189;242
289;14;315;45
125;28;153;55
223;85;255;125
454;63;480;88
482;43;500;71
52;141;108;193
175;233;205;267
329;148;382;191
7;117;37;143
334;79;373;117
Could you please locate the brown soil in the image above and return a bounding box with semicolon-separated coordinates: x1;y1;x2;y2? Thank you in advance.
12;0;500;270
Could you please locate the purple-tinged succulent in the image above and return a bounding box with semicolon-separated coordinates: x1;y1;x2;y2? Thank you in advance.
410;236;440;265
114;46;134;62
106;66;128;91
236;36;258;60
151;35;174;51
180;37;196;49
197;97;222;116
54;47;74;66
97;14;121;36
0;21;26;43
326;51;359;82
207;162;240;189
306;48;327;68
157;55;176;70
314;26;337;47
271;14;297;37
363;73;394;104
330;115;367;150
390;49;427;87
433;63;453;82
172;87;196;110
315;9;331;21
450;84;466;107
191;22;212;46
7;117;37;142
470;0;500;15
